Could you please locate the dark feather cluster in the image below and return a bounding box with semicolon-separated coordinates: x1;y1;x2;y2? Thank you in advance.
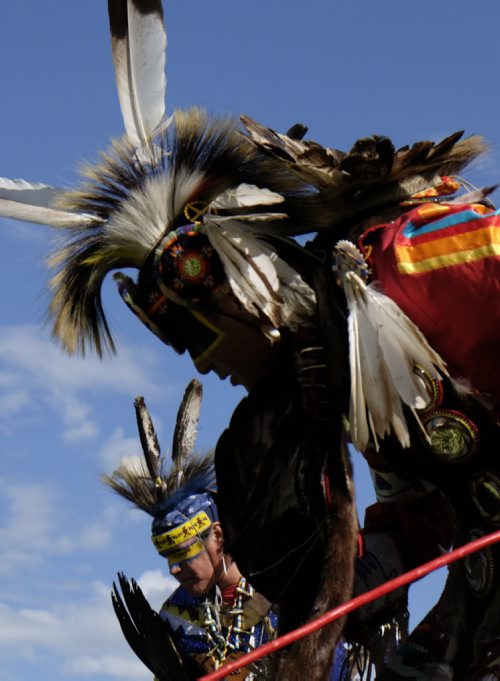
241;115;488;232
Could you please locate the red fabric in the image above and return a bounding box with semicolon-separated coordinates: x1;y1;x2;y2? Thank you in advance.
360;203;500;416
221;582;238;605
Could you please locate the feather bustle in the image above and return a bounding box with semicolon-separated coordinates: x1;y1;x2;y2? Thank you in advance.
49;109;316;355
343;272;448;451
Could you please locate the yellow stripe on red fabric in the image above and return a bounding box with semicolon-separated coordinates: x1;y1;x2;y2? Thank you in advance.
397;242;500;274
396;225;500;272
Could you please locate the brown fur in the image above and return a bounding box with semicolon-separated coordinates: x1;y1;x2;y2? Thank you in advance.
277;445;358;681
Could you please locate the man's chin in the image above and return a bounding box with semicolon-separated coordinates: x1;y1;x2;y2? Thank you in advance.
182;580;209;598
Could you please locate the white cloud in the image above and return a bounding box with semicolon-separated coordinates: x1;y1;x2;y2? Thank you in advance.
63;655;149;679
138;569;176;606
79;523;113;551
0;325;157;395
0;389;30;414
98;427;141;470
63;421;99;444
0;482;61;574
0;587;148;679
0;572;174;680
52;392;99;443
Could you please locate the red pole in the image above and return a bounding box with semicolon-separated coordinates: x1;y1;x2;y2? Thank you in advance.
199;529;500;681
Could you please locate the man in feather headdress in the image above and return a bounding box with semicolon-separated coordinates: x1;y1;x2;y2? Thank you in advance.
103;381;279;680
0;1;499;679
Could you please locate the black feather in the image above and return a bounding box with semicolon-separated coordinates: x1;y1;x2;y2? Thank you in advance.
111;573;191;680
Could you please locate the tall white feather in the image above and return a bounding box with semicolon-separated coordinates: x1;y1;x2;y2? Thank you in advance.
336;241;448;452
0;177;96;227
0;198;96;228
0;177;63;207
205;218;316;330
110;0;167;150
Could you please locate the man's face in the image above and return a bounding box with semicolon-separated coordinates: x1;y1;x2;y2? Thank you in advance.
165;530;221;598
194;296;275;390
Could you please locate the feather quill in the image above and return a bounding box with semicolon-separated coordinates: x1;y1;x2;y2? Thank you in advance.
0;197;96;228
448;185;498;206
134;396;162;484
108;0;167;151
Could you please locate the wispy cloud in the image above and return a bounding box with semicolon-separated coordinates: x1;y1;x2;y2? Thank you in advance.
63;655;149;679
0;325;158;394
0;571;176;679
0;480;114;576
0;474;173;679
0;580;150;679
0;324;166;443
98;427;141;470
138;569;176;607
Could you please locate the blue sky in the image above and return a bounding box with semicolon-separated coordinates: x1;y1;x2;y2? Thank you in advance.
0;2;499;680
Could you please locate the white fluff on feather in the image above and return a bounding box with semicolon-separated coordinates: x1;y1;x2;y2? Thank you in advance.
105;169;205;266
0;177;62;207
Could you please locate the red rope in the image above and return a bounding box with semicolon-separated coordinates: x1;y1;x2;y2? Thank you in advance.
199;529;500;681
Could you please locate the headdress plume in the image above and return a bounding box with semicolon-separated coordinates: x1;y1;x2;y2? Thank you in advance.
101;378;214;515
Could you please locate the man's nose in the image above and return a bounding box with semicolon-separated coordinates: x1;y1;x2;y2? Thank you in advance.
169;562;182;576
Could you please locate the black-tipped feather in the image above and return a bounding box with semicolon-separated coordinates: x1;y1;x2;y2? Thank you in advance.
108;0;167;149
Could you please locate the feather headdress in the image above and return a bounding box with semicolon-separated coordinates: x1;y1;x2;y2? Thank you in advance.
48;108;321;356
0;1;321;358
0;0;489;362
101;378;216;520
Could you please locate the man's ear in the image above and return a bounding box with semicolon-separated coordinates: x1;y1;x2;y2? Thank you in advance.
211;522;225;551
